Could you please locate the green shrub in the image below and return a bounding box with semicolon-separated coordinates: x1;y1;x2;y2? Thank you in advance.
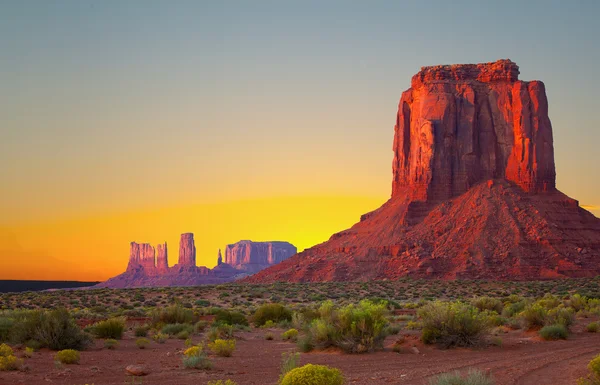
135;338;150;349
471;297;503;314
55;349;80;364
11;308;91;350
546;307;574;328
208;339;235;357
539;324;568;340
161;323;193;336
518;303;547;330
194;320;209;333
195;299;211;307
152;332;168;344
0;318;14;342
280;364;344;385
207;324;234;342
297;335;314;352
104;339;118;350
184;345;202;357
182;346;212;370
419;301;491;348
0;343;12;357
586;322;599;333
134;325;150;337
428;369;494;385
252;304;293;327
91;317;125;339
305;300;389;353
214;310;248;326
282;328;299;341
152;305;194;326
279;352;300;383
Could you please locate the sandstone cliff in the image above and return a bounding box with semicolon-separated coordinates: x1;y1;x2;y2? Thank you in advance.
248;60;600;282
178;233;196;266
225;241;297;273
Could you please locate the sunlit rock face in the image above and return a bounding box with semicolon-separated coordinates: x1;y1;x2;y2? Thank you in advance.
224;241;297;273
392;60;555;201
247;60;600;283
178;233;196;267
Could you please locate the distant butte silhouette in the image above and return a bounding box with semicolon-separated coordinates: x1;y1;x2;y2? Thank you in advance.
248;59;600;282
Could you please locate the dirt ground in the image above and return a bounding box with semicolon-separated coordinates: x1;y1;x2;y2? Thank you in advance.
1;321;599;385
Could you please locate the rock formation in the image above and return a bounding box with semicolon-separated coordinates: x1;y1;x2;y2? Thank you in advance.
225;241;297;273
98;234;297;288
178;233;196;266
248;59;600;283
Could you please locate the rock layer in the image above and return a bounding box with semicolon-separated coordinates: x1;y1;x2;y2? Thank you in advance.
248;60;600;283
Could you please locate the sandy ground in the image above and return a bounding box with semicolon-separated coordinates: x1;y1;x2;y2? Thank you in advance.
1;322;599;385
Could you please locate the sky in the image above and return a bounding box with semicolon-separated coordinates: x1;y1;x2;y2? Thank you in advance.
1;0;599;281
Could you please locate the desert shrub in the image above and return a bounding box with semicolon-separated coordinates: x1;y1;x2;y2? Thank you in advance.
297;335;314;352
134;325;150;337
280;364;344;385
518;303;547;330
182;346;212;370
152;332;168;344
0;317;14;342
135;338;150;349
0;354;22;371
262;320;276;328
265;332;274;340
252;303;293;327
207;324;234;342
279;351;300;382
291;309;319;330
207;381;236;385
55;349;80;364
161;323;193;336
536;294;561;310
91;317;126;339
586;322;599;333
194;320;209;333
24;346;34;358
152;305;194;326
214;310;248;326
406;320;420;330
539;324;568;340
386;323;402;335
0;343;11;357
209;339;235;357
104;339;118;350
501;300;527;318
546;307;575;328
419;301;491;348
194;299;211;307
567;294;588;312
471;297;503;314
578;354;600;385
11;308;91;350
428;369;494;385
282;328;299;341
304;300;388;353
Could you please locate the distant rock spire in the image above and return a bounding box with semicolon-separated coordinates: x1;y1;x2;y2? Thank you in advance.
178;233;196;266
217;249;223;265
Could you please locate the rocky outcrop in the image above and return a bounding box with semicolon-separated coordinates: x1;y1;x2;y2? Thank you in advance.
99;233;297;288
248;60;600;283
178;233;196;267
392;59;555;202
156;243;168;272
225;241;297;273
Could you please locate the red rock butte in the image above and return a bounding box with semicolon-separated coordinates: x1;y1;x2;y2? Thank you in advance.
248;59;600;282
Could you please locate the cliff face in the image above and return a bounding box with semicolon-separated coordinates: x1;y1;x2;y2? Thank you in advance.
156;243;168;272
127;242;155;272
392;60;555;201
178;233;196;266
224;241;297;272
248;60;600;283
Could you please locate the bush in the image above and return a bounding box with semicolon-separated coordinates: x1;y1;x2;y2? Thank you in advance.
136;338;150;349
153;332;168;344
471;297;503;314
152;305;194;326
252;304;293;327
161;323;193;336
297;335;314;353
91;317;126;339
55;349;80;364
419;301;491;348
11;308;91;350
428;369;494;385
134;325;150;337
209;339;235;357
207;324;234;342
577;354;600;385
214;310;248;326
0;317;14;342
305;300;389;353
0;344;11;357
539;324;568;340
518;303;547;330
546;307;575;328
104;339;118;350
182;346;212;370
282;328;299;342
586;322;599;333
279;352;300;383
194;320;209;333
280;364;344;385
0;354;22;371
